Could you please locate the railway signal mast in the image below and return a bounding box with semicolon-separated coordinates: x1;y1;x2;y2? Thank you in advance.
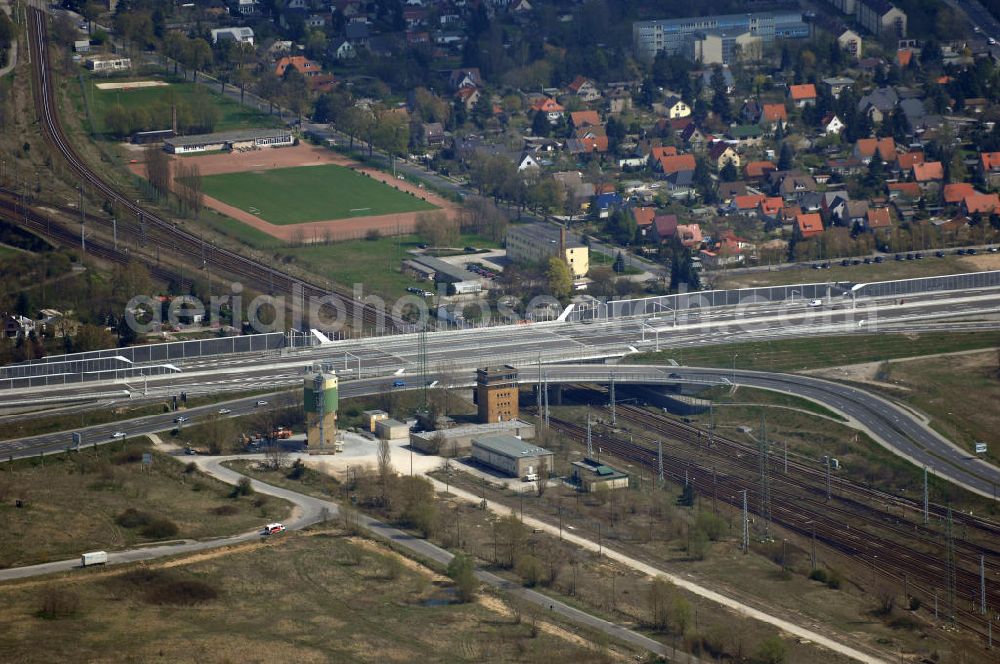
758;414;772;540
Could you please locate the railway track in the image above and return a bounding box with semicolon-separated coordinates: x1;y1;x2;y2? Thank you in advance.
543;404;1000;648
24;7;403;334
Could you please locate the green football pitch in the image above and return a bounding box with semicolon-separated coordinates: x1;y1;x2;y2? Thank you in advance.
200;164;437;225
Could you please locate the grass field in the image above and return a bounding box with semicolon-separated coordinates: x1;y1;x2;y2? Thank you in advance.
283;233;499;299
884;350;1000;467
0;439;289;568
0;532;612;662
200;164;437;225
630;331;1000;372
85;78;281;135
715;254;996;289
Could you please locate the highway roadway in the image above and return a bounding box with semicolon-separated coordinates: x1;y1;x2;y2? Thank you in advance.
4;351;1000;502
3;287;1000;405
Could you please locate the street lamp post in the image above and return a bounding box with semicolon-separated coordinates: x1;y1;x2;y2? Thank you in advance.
732;353;739;382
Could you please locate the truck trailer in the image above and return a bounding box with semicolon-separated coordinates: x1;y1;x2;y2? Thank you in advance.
81;551;108;567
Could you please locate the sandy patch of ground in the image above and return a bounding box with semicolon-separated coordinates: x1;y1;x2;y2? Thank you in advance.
801;346;998;389
129;144;458;242
477;593;621;656
95;80;169;90
346;536;449;583
958;253;1000;270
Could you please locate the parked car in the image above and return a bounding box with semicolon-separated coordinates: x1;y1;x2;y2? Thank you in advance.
957;248;967;255
915;252;923;259
874;256;884;263
894;254;903;260
989;246;998;253
840;259;850;267
406;287;422;294
968;248;978;255
863;257;872;264
935;250;945;258
464;246;476;253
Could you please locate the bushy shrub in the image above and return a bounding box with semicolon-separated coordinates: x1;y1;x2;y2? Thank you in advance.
38;588;80;619
140;517;179;539
115;508;151;529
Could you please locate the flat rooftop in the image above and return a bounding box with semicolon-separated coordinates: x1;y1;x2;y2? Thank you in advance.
507;223;585;249
407;255;482;284
164;127;292;148
473;434;551;458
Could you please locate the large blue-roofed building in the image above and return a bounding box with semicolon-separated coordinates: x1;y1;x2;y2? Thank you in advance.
632;11;810;62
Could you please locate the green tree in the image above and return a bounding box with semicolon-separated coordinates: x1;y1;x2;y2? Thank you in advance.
754;635;788;664
447;553;477;603
546;256;573;300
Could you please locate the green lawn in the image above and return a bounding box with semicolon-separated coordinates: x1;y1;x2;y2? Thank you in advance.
717;255;992;289
201;164;437;225
283;233;497;299
86;78;281;135
630;331;1000;372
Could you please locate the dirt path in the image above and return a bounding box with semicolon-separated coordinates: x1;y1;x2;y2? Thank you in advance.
129;144;459;242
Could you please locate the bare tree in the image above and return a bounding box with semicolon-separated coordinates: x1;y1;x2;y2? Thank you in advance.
536;456;548;497
377;437;393;508
144;145;171;199
263;438;289;470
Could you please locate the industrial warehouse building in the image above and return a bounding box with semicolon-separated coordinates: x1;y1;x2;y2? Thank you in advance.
505;223;589;278
163;128;294;154
375;418;409;440
409;420;536;455
471;435;553;480
571;458;630;492
402;255;483;294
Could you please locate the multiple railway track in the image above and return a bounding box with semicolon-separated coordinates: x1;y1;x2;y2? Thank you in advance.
24;7;402;333
541;390;1000;649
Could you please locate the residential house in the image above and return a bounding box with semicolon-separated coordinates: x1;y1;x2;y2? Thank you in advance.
449;68;482;90
455;86;481;111
759;196;784;222
963;193;1000;216
740;100;762;124
651;214;679;243
727;125;764;148
795;213;824;239
857;0;907;38
516;153;540;172
566;135;608;154
701;67;734;95
680;124;708;151
896;48;913;68
708;142;739;170
663;96;691;119
422;122;445;148
211;27;254;45
570;110;601;129
745;160;777;180
979;152;1000;187
853;137;896;164
331;39;357;60
827;158;865;176
887;182;922;201
788;84;817;108
857;87;899;124
943;183;976;205
899;98;926;128
760;103;788;130
826;0;857;16
632;207;656;238
821;77;855;99
344;21;371;47
675;224;703;248
731;194;766;216
865;206;893;232
837;29;863;60
3;315;34;338
774;172;818;201
717;181;747;204
822;113;846;135
895;151;924;172
607;88;633;114
912;161;944;187
823;190;851;219
593;192;623;219
567;76;602;102
654;153;697;179
274;56;333;92
531;97;565;123
839;200;870;227
237;0;260;15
